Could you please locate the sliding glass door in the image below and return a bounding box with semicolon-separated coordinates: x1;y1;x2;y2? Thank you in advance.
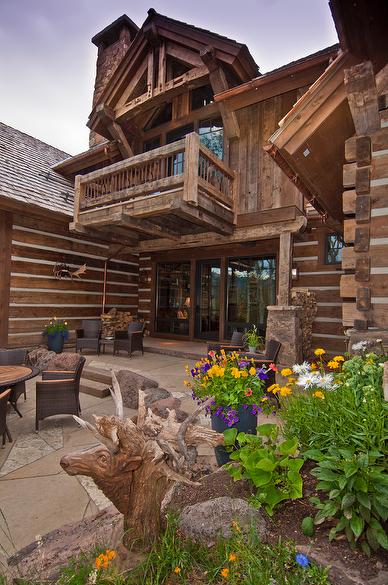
155;262;190;335
195;260;221;340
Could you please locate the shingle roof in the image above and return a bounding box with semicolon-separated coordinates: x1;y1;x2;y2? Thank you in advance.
0;122;74;216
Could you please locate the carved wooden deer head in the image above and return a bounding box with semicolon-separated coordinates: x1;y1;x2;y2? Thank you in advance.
60;372;223;537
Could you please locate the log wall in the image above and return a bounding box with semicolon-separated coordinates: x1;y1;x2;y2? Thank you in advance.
292;227;345;355
6;213;139;347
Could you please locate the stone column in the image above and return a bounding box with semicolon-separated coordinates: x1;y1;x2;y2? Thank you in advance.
266;305;302;367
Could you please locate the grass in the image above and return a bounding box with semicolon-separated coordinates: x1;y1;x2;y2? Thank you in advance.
3;517;330;585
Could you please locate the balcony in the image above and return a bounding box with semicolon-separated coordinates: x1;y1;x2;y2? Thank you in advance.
73;133;236;243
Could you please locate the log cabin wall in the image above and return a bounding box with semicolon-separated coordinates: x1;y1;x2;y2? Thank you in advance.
230;89;307;215
7;213;139;347
292;226;345;355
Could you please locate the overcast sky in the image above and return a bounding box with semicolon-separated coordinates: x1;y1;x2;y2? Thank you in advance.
0;0;338;155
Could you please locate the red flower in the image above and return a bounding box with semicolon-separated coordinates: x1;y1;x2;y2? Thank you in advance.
245;388;253;396
269;363;277;371
208;350;215;358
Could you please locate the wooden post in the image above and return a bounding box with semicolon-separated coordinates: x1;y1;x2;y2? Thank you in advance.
219;256;227;341
183;133;199;205
384;362;388;401
189;259;196;340
73;175;82;224
344;61;380;135
0;211;12;346
278;232;292;306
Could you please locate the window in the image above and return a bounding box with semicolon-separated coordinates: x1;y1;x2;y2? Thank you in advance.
199;118;224;160
190;85;214;110
325;234;344;264
156;262;191;335
226;256;276;338
143;136;161;153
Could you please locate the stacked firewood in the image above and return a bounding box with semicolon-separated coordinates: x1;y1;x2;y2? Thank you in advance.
100;308;134;338
291;288;317;360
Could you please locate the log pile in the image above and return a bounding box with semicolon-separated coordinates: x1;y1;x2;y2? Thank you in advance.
291;288;317;359
100;308;135;337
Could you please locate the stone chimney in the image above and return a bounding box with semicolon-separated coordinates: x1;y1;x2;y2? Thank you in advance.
89;15;139;148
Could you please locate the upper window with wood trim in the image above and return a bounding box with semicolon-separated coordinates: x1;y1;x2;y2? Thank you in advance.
190;85;214;110
325;234;344;264
199;118;223;160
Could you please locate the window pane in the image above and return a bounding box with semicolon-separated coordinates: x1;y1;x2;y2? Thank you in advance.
325;234;344;264
143;136;161;152
226;257;276;338
156;262;191;335
166;124;194;144
191;85;214;110
199;118;224;159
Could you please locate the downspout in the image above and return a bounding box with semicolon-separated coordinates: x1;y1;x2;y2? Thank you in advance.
102;258;108;314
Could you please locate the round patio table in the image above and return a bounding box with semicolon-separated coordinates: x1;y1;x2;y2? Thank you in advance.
0;365;39;419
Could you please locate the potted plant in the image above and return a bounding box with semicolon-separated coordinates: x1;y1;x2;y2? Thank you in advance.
43;317;69;353
185;350;277;465
243;325;263;353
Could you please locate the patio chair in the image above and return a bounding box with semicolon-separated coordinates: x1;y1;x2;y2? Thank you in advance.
76;319;101;354
35;355;86;431
0;389;12;447
207;331;245;355
0;348;28;417
113;322;145;357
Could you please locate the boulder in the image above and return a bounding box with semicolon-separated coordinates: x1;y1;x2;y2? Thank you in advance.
150;397;188;422
26;346;56;372
178;496;267;544
116;370;171;409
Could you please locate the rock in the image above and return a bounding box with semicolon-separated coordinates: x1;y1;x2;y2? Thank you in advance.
150;397;188;422
178;497;267;544
116;370;171;409
26;346;56;372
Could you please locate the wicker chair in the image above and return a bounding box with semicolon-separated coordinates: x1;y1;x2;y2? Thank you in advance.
207;331;245;355
0;348;28;417
0;389;12;447
76;319;101;354
113;322;145;357
35;355;86;431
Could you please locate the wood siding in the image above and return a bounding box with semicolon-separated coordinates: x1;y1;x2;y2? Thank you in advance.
7;214;139;347
292;227;345;355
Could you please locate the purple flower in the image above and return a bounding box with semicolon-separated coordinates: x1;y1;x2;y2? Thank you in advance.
257;368;268;380
295;553;309;568
201;362;211;373
239;360;250;368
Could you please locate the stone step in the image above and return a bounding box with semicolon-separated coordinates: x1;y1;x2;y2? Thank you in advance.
82;367;112;385
80;379;110;398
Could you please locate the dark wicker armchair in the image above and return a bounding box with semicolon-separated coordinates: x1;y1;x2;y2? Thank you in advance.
0;389;12;447
76;319;101;354
35;356;86;431
0;348;28;417
113;322;145;357
207;331;245;355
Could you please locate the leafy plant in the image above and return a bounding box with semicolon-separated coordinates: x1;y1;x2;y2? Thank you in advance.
243;325;263;349
301;516;315;537
224;423;303;516
42;317;69;338
306;446;388;555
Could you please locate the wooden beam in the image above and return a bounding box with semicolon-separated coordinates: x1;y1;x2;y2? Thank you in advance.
172;201;233;235
165;41;202;68
183;132;199;205
69;221;138;247
278;232;292;305
147;49;154;98
95;104;134;158
134;216;307;252
0;211;12;345
344;61;380;135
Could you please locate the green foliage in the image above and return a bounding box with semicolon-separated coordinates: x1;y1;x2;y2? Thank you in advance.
42;317;69;338
243;325;263;349
306;447;388;555
280;353;387;455
301;516;315;537
224;423;304;516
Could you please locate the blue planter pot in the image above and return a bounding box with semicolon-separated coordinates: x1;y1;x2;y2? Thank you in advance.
47;334;65;354
211;406;258;466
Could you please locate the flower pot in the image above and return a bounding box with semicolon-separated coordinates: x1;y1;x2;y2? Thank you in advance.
211;406;258;466
47;333;64;354
248;346;257;353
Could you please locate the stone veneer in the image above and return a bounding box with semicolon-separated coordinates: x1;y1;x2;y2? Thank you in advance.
265;305;303;367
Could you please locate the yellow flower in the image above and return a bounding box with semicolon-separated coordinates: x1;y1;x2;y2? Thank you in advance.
221;567;230;578
231;367;241;379
281;368;292;377
310;362;318;370
231;520;241;532
279;386;292;397
241;370;248;378
249;367;256;376
313;390;325;399
267;383;280;394
184;380;190;386
221;349;226;355
314;348;325;356
261;396;268;402
288;377;296;383
327;360;340;369
333;355;345;362
229;552;237;562
174;567;181;574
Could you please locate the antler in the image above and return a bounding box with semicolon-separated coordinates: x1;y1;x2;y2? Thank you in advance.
73;415;119;453
110;370;124;419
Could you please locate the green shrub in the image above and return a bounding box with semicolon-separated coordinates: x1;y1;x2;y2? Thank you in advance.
306;446;388;555
223;423;303;516
280;353;387;454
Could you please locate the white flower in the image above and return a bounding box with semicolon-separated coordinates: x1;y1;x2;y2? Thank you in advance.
376;339;382;343
292;361;311;374
316;373;334;390
351;341;368;351
296;372;320;388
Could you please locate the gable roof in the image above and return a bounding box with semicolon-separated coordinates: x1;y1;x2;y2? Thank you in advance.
0;122;74;216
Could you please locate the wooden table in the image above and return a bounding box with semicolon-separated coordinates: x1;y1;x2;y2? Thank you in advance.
0;365;39;418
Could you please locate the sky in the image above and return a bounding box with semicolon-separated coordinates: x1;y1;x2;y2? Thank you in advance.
0;0;339;155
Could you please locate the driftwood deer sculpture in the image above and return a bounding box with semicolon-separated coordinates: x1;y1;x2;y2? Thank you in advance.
60;373;223;543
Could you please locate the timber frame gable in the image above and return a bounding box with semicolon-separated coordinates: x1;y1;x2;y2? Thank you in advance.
88;8;258;150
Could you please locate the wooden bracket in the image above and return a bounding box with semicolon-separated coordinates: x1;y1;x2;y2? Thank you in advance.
354;226;370;252
355;166;371;195
355;194;371;223
95;104;133;158
356;287;371;311
355;256;370;282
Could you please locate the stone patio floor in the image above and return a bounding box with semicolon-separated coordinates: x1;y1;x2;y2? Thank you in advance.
0;350;203;561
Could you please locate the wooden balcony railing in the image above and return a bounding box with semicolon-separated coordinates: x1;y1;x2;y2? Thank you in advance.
75;133;235;221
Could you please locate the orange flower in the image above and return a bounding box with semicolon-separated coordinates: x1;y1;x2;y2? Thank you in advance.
221;567;230;578
313;390;325;400
174;566;181;574
245;388;253;397
229;552;237;562
328;360;340;369
268;363;277;371
279;386;292;397
106;549;116;561
310;363;318;370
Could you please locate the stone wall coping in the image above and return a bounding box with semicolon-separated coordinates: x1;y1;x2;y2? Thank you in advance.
267;305;301;312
